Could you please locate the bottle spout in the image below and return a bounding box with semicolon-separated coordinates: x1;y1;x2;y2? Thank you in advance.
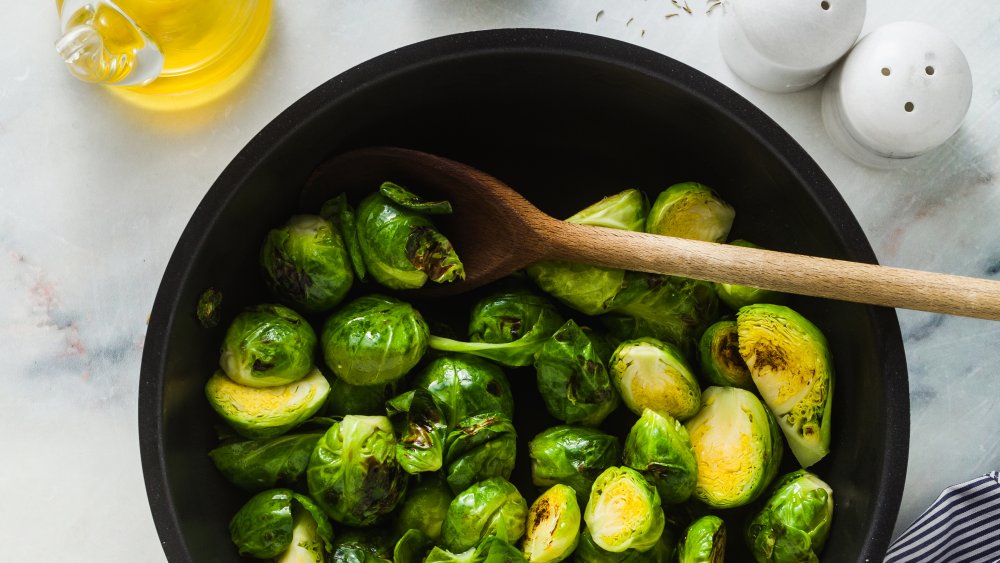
56;24;115;83
55;1;163;86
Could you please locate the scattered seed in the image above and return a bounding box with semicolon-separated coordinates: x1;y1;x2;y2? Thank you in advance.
641;29;646;37
596;9;604;21
683;0;693;14
665;12;679;18
626;16;634;26
707;1;722;14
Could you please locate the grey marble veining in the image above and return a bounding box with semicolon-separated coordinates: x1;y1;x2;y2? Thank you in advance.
1;0;998;560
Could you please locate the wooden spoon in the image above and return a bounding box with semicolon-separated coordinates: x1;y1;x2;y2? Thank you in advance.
302;146;1000;320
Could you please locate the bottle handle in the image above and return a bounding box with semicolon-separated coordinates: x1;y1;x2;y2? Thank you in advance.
55;0;164;86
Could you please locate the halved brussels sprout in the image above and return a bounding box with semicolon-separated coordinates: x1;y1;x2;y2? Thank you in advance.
645;182;735;243
428;288;565;367
306;415;407;526
260;214;354;313
388;388;449;474
220;304;317;387
394;475;454;542
522;484;581;562
444;412;517;494
623;409;698;505
698;320;753;390
528;425;622;504
411;354;514;428
441;477;528;553
526;189;648;315
746;470;834;563
609;337;701;421
321;295;429;386
584;466;666;553
602;272;719;354
676;515;725;563
684;386;783;508
355;182;464;290
209;431;324;491
229;488;333;561
713;240;785;310
205;368;330;439
534;319;620;426
737;304;834;467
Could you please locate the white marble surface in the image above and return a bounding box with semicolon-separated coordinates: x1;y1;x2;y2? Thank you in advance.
1;1;998;560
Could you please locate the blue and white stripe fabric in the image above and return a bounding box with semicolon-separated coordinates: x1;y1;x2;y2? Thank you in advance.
886;471;1000;563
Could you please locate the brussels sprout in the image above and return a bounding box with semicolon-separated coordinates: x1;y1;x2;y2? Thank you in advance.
424;547;479;563
698;320;753;390
321;295;429;386
220;304;317;388
746;470;834;563
527;189;647;315
534;320;620;426
441;477;528;553
394;529;434;563
468;288;565;345
575;527;677;562
736;304;834;468
411;354;514;428
645;182;735;243
395;475;454;542
528;425;622;504
623;409;698;505
584;466;666;553
209;432;324;491
527;261;627;316
196;287;222;328
684;387;783;508
713;241;785;310
229;488;333;560
306;415;407;526
444;413;518;494
608;337;701;421
522;484;581;562
424;537;527;563
205;368;330;439
260;214;354;313
325;376;397;417
676;515;725;563
355;182;464;290
387;388;449;474
321;193;367;281
567;188;650;230
602;272;719;354
429;288;565;367
328;527;394;563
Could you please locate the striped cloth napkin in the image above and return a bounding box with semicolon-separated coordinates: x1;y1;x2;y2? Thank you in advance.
885;471;1000;563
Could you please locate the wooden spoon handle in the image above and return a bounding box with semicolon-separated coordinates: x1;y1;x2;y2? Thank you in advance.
544;221;1000;320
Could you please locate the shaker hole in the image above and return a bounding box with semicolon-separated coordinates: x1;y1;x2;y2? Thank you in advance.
821;1;830;9
881;67;891;76
925;66;935;75
904;102;915;112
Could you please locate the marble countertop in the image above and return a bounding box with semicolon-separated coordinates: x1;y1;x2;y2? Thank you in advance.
2;1;998;560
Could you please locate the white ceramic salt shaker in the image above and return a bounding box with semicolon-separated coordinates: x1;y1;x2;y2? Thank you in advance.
719;0;867;92
822;21;973;168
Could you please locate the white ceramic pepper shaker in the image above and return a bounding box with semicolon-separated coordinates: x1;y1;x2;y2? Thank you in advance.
719;0;867;92
821;21;973;168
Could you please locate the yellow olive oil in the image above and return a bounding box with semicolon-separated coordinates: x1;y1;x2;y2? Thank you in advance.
57;0;272;110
